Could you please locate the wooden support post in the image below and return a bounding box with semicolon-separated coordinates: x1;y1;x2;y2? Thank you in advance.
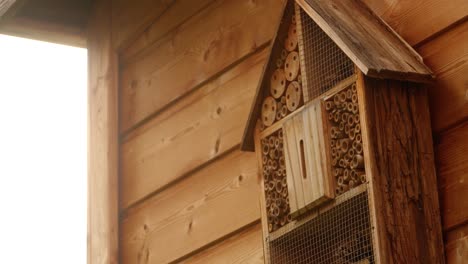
87;0;118;263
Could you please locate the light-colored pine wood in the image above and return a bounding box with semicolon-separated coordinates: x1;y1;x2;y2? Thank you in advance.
418;20;468;133
120;150;260;264
121;0;215;63
445;223;468;263
363;0;468;46
120;49;267;209
87;0;118;263
436;120;468;230
111;0;173;51
181;223;264;264
119;0;285;133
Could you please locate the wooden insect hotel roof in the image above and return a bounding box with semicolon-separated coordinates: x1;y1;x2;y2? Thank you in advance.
241;0;434;152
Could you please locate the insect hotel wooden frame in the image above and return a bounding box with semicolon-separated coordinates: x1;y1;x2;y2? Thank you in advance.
241;0;445;263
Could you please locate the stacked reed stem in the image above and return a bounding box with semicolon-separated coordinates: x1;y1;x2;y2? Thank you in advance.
324;84;366;196
261;129;291;232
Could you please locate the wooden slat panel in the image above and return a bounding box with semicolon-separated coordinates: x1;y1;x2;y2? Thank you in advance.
445;224;468;263
111;0;173;50
436;121;468;230
181;223;264;264
297;0;433;83
418;20;468;133
87;0;118;263
120;50;267;208
363;0;468;46
121;0;215;63
119;0;285;133
120;151;260;264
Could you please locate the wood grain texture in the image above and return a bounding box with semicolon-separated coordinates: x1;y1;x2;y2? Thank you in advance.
119;0;285;133
180;223;264;264
111;0;173;51
120;151;260;264
121;0;214;63
87;0;118;263
418;20;468;133
436;121;468;231
297;0;433;83
120;49;267;209
0;0;20;19
363;0;468;46
445;224;468;263
361;77;445;263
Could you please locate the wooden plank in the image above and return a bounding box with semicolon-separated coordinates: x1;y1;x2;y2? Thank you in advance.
120;151;261;264
436;120;468;230
445;224;468;263
363;0;468;46
87;0;118;263
121;0;215;63
111;0;173;50
181;223;264;264
0;0;24;20
418;20;468;133
296;0;433;83
0;16;86;47
119;0;285;133
120;49;267;209
361;77;445;263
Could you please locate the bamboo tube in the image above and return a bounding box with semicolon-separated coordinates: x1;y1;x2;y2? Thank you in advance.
262;144;269;156
268;181;275;191
340;139;351;153
276;110;282;121
281;49;288;60
341;183;350;192
351;170;358;181
335;187;342;196
353;141;363;154
352;93;358;103
278;129;283;140
341;112;349;123
344;124;351;135
332;157;338;166
262;155;268;166
351;84;357;93
269;149;277;159
339;121;345;131
328;112;335;121
276;59;282;68
334;168;343;178
355;123;361;133
339;91;347;103
360;174;366;184
274;138;280;149
268;223;273;232
334;111;341;123
271;160;278;170
282;187;288;198
351;154;364;169
281;105;288;117
343;169;351;181
275;180;283;193
266;197;271;207
346;89;352;100
280;96;286;105
337;176;345;186
282;177;287;187
278;141;284;152
279;157;285;169
330;139;336;148
355;133;362;143
272;205;280;217
352;103;359;114
347;102;354;112
348;128;356;140
348;148;355;157
325;101;334;111
354;114;360;125
348;179;356;189
339;158;348;168
347;114;355;126
335;139;342;149
334;94;340;105
267;159;273;169
268;136;275;148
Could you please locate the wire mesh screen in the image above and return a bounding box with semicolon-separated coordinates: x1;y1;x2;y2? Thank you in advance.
297;5;355;102
266;186;375;264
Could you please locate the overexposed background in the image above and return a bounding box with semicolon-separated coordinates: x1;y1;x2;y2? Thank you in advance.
0;34;87;263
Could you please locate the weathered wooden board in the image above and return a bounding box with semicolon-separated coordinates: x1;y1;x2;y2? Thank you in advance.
120;49;267;209
119;0;285;133
445;224;468;263
418;20;468;133
181;223;264;264
436;121;468;231
120;151;260;264
363;0;468;46
360;77;445;263
111;0;173;51
121;0;214;63
296;0;433;83
87;0;118;263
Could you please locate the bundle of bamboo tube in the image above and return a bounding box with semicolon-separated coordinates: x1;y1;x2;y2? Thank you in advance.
325;84;366;196
261;15;302;130
261;129;291;232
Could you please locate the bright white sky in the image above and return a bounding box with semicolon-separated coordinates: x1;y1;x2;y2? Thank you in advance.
0;34;87;263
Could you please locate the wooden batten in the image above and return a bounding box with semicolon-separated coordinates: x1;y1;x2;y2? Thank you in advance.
357;72;445;263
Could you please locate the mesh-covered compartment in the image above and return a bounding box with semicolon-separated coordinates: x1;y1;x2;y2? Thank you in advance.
297;6;355;102
266;187;375;264
261;129;291;232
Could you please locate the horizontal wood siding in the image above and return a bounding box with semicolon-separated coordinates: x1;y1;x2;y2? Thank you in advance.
114;0;468;263
119;0;284;133
120;151;260;263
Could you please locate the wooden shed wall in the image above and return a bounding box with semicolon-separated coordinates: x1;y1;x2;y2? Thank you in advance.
87;0;468;262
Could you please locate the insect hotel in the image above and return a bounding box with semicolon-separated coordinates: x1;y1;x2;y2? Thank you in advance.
241;0;445;263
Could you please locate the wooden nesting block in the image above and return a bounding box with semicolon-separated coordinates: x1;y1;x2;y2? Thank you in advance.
283;100;333;216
